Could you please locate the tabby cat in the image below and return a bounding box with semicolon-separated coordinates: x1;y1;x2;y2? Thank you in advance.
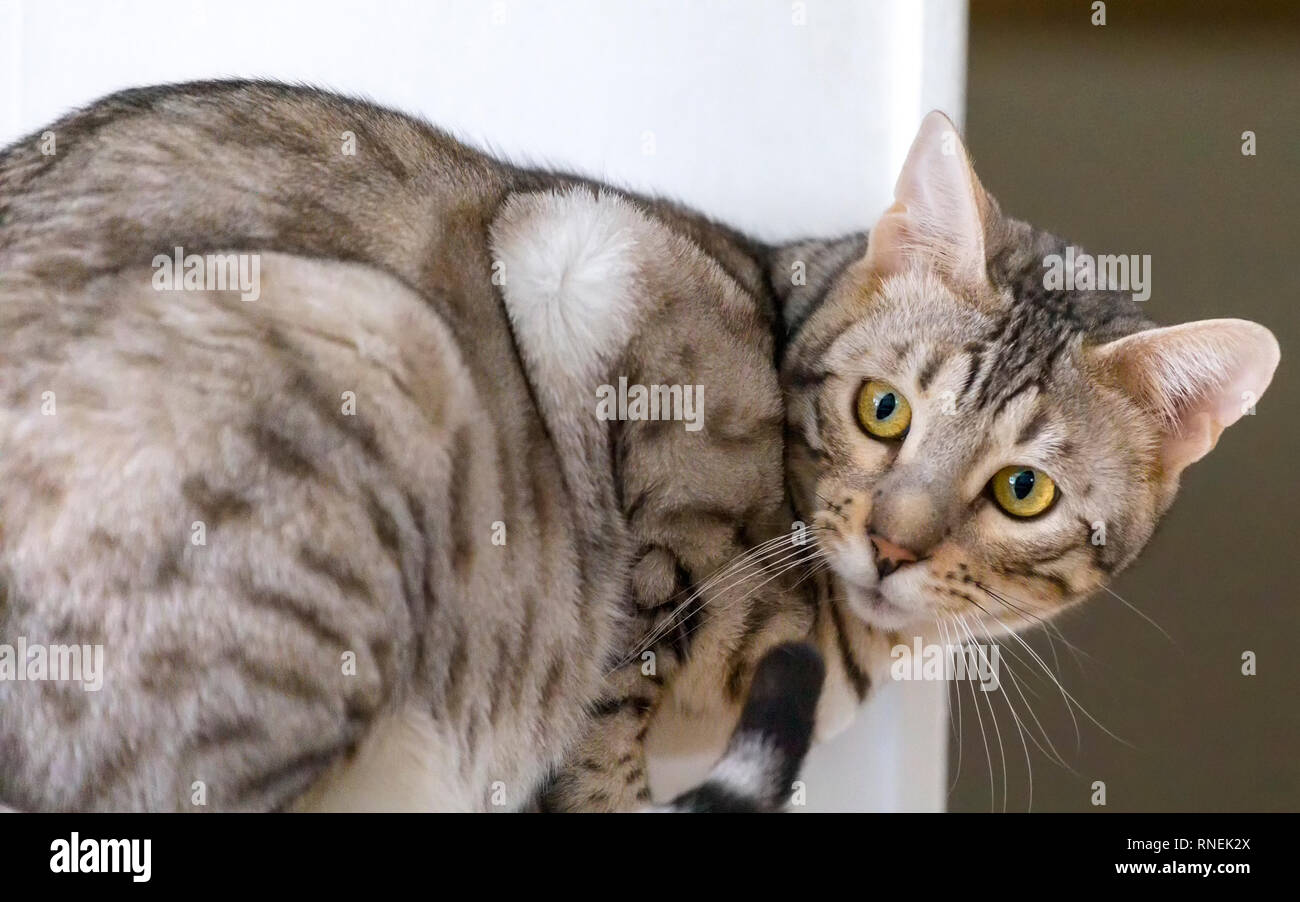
0;84;1277;812
0;81;819;812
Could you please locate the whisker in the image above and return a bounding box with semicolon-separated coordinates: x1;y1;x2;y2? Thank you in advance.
957;622;996;813
936;619;960;733
613;537;827;670
970;614;1037;811
977;627;1076;772
967;593;1133;751
964;592;1082;750
957;608;1050;699
616;531;827;665
673;550;828;651
957;614;1007;813
937;619;965;796
976;581;1093;668
1101;584;1177;646
997;642;1078;775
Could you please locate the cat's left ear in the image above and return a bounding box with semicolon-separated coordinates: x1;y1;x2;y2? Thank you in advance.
864;110;995;293
1092;318;1280;477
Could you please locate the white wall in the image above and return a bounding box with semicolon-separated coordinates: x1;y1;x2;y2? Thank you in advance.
0;0;966;811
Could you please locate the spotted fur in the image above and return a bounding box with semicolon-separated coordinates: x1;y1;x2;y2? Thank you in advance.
0;81;802;811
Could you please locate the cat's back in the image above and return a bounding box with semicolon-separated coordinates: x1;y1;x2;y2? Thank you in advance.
0;83;633;810
0;251;439;807
0;80;511;290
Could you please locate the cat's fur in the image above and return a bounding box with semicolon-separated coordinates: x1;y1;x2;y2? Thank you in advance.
0;84;1278;812
0;81;809;811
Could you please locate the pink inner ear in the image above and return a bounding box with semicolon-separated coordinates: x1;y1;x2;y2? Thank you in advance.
862;202;911;278
1098;319;1280;476
1164;411;1219;475
864;111;989;290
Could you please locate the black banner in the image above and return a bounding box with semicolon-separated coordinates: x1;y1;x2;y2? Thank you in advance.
0;812;1282;888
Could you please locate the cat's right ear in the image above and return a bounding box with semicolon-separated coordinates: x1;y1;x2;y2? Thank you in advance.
1091;318;1280;479
864;111;995;293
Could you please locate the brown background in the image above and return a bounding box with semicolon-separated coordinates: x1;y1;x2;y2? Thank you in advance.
951;0;1299;812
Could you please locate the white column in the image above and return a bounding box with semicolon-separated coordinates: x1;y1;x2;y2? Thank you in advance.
0;0;966;812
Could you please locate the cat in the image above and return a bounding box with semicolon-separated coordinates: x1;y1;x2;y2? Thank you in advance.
562;111;1280;808
0;82;1278;812
764;111;1280;747
0;80;821;812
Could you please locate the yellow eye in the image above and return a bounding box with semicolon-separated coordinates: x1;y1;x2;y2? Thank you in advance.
856;380;912;440
990;466;1058;518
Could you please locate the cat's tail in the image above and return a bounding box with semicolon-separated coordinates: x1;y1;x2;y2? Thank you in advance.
656;642;825;812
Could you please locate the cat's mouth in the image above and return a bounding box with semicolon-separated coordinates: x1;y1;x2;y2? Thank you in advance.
825;538;932;630
842;579;921;630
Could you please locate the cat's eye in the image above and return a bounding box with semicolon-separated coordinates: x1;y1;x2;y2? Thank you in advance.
856;380;911;440
989;466;1058;518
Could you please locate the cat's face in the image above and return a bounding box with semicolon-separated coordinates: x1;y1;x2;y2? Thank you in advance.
780;112;1278;638
787;266;1157;635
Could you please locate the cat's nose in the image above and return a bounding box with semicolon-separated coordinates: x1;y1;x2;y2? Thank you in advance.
867;482;952;565
867;533;919;578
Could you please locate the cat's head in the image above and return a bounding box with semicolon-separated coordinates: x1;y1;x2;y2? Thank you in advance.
774;112;1278;636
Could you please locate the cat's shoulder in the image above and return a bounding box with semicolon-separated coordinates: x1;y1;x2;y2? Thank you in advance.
489;184;770;390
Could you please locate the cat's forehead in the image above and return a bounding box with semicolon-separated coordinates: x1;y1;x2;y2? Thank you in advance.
829;264;1144;382
825;270;995;369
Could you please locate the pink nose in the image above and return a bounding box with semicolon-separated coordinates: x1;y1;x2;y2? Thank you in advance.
868;533;918;578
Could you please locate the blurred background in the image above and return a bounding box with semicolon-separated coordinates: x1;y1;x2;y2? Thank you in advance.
954;0;1299;812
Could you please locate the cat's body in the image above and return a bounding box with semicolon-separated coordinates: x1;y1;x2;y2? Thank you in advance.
0;82;810;811
0;84;1278;812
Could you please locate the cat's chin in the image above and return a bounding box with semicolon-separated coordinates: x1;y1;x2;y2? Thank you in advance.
825;543;932;631
840;577;929;632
